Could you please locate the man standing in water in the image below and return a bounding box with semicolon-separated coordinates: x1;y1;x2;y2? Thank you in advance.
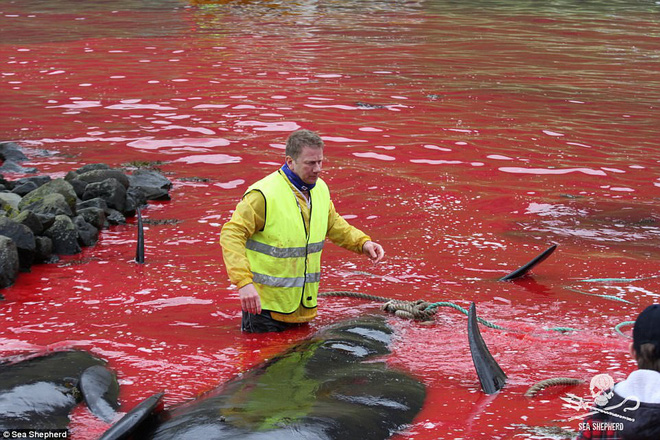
220;129;385;333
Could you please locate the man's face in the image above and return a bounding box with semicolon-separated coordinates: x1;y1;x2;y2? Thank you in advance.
287;146;323;185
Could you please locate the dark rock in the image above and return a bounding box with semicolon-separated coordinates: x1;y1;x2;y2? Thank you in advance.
64;171;79;182
0;173;12;190
13;210;44;235
127;187;148;208
73;215;98;247
69;179;88;199
124;194;137;217
0;236;19;288
0;161;173;289
35;214;56;231
44;215;81;255
0;160;38;174
124;186;151;217
127;186;148;210
128;169;172;190
0;142;29;162
77;207;106;230
0;217;36;271
0;142;37;173
0;193;21;216
19;179;77;214
11;181;38;197
138;186;170;201
77;170;129;189
20;193;73;218
15;176;51;188
82;178;126;213
76;197;109;213
106;209;126;225
128;169;172;201
77;163;111;174
34;236;53;263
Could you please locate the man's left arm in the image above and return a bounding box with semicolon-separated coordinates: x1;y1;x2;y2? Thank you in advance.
326;200;385;263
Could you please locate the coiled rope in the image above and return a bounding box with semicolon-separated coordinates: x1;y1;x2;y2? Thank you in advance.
319;291;632;338
524;377;585;397
318;291;392;303
319;291;506;328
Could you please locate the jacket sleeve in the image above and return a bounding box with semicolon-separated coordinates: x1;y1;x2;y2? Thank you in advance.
326;200;371;254
219;191;266;289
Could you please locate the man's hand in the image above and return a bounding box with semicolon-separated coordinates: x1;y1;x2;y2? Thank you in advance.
362;240;385;263
239;284;262;315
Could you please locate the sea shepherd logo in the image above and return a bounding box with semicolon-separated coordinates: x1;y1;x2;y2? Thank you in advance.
562;373;640;431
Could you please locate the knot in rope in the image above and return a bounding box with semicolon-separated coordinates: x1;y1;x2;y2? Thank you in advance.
381;299;437;321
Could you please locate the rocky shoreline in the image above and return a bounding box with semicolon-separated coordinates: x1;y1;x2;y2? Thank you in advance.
0;141;172;289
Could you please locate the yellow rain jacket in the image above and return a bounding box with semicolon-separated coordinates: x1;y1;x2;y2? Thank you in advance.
220;169;370;323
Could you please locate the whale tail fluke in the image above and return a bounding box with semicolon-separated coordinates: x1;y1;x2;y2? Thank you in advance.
99;392;164;440
80;365;120;424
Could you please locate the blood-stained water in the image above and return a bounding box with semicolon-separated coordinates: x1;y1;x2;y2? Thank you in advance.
1;0;659;438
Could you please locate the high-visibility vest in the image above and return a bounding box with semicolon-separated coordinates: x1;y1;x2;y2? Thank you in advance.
244;170;330;314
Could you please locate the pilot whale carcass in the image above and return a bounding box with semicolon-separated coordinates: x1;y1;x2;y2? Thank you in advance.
0;350;119;429
102;315;426;440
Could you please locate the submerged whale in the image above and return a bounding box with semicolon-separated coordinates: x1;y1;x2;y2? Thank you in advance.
102;316;426;440
0;350;119;429
0;313;512;438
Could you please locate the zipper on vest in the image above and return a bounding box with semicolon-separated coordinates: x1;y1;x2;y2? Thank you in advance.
302;199;312;304
292;189;311;304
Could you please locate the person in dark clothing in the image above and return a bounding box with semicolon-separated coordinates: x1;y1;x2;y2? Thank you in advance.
576;304;660;440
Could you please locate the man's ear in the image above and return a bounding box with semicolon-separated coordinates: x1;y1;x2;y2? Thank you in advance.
285;155;294;167
629;342;637;359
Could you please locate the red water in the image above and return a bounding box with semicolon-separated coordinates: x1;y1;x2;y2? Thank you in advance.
1;1;659;438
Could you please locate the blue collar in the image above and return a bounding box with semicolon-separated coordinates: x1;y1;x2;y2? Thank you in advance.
280;163;315;192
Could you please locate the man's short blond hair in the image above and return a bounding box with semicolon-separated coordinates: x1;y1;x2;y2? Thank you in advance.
285;129;324;160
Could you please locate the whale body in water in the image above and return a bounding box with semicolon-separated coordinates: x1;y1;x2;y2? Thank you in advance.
0;317;426;440
0;350;119;430
102;315;426;440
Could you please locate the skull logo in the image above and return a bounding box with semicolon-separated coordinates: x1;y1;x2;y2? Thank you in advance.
589;373;615;406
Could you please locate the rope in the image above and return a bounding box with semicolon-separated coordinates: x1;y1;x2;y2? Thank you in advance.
578;275;660;283
382;299;437;322
524;377;585;397
318;291;391;303
565;287;633;304
614;321;635;339
545;327;581;333
319;291;627;337
425;301;507;330
321;290;628;400
319;291;505;327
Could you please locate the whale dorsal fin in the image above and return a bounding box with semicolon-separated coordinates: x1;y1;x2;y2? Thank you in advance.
468;302;507;394
499;244;557;281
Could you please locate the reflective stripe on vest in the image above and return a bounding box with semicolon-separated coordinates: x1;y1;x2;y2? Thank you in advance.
252;271;321;288
246;239;324;258
244;170;330;314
